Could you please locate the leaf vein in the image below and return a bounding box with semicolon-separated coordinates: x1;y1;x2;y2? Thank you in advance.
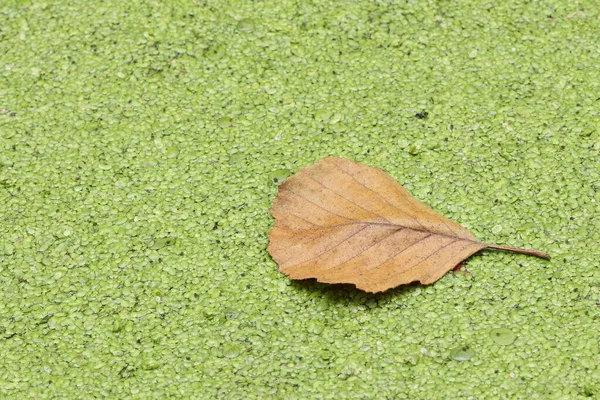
284;225;370;269
332;159;465;238
330;159;427;229
281;185;353;223
369;238;462;287
349;233;433;280
303;172;391;223
323;227;406;271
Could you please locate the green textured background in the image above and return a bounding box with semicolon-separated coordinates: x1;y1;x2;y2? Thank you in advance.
1;0;599;398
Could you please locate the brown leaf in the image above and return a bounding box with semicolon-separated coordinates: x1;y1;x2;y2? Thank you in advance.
268;157;550;293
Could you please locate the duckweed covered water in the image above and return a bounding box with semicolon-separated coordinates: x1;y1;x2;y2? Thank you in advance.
1;0;599;398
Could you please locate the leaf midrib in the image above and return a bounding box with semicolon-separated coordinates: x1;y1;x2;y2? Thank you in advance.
280;220;479;245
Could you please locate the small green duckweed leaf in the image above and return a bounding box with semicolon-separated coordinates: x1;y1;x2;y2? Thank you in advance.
150;237;177;250
229;153;245;163
314;109;332;122
222;344;243;359
269;169;292;185
205;44;225;60
407;142;422;155
490;328;517;345
237;18;256;33
449;346;474;362
217;116;232;128
166;146;180;158
141;358;160;371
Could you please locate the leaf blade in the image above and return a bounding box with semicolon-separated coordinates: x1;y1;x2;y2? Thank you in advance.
268;157;549;293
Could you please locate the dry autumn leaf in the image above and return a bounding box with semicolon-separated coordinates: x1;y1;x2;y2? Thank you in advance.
268;157;550;293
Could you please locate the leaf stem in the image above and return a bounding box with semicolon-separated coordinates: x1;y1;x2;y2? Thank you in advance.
484;244;551;260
